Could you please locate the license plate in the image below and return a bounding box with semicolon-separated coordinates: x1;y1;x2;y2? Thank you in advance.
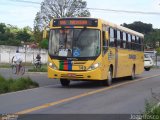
67;73;76;77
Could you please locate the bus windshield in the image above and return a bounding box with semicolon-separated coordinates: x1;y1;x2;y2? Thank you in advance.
49;29;100;58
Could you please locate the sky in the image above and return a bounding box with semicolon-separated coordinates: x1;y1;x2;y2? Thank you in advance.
0;0;160;29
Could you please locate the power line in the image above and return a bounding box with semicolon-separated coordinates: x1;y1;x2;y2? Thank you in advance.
8;0;40;4
6;0;160;15
88;8;160;15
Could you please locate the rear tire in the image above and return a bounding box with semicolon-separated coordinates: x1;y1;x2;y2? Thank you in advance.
60;79;70;87
129;66;135;80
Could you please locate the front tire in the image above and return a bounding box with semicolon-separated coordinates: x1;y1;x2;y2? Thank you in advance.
102;67;113;86
60;79;70;87
107;67;113;86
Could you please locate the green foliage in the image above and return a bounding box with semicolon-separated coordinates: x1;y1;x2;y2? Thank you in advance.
156;47;160;55
0;23;34;46
142;101;160;120
145;29;160;48
0;23;6;34
28;67;47;72
0;74;5;82
122;21;160;49
0;75;39;94
33;28;43;43
9;77;39;91
122;21;153;34
16;30;31;42
39;39;48;49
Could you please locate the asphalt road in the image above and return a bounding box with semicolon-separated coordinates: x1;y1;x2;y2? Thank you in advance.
0;68;160;117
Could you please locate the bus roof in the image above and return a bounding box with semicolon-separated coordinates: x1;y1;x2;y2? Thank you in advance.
100;19;144;38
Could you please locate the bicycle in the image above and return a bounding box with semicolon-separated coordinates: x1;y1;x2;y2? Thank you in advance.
11;62;25;75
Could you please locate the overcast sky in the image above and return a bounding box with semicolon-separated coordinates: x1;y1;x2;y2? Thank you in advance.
0;0;160;29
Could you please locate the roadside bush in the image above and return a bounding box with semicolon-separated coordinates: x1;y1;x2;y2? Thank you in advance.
0;81;9;93
142;101;160;120
9;77;39;91
0;75;39;94
0;74;5;82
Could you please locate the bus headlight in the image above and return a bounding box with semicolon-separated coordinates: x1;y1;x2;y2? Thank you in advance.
48;62;57;70
88;63;101;70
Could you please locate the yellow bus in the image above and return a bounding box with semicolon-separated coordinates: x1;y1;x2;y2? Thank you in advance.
47;18;144;86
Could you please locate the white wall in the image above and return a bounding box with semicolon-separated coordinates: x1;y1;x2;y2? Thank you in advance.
0;45;48;63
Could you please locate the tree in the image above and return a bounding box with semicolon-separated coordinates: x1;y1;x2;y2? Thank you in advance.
121;21;160;48
39;38;48;49
121;21;153;34
0;23;6;34
145;29;160;48
34;0;90;31
16;30;31;42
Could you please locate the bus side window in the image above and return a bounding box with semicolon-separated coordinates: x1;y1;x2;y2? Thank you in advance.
120;31;123;48
136;36;140;51
109;28;115;47
132;35;136;50
114;29;117;47
117;30;121;48
102;31;108;55
127;34;131;49
123;32;126;49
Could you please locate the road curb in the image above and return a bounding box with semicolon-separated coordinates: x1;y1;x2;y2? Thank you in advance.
26;72;47;74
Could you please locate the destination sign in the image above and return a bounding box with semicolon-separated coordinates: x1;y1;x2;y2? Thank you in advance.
53;19;98;27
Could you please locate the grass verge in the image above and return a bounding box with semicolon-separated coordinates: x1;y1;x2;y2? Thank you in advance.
28;65;47;72
142;101;160;120
0;75;39;94
0;63;10;68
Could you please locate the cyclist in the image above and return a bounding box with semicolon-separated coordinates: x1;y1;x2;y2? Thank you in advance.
12;50;23;74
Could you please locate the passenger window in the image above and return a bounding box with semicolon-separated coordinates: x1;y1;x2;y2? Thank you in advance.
136;36;140;51
117;30;121;48
132;35;136;50
127;34;131;49
109;28;115;47
102;31;108;55
122;32;126;49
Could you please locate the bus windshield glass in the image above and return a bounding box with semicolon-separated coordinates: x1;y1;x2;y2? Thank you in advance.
49;29;100;58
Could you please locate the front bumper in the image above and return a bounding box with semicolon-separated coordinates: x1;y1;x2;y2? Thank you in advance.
48;67;103;80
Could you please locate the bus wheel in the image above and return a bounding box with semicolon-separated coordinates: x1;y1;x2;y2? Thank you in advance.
60;79;70;86
130;66;135;80
107;67;113;86
102;67;113;86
